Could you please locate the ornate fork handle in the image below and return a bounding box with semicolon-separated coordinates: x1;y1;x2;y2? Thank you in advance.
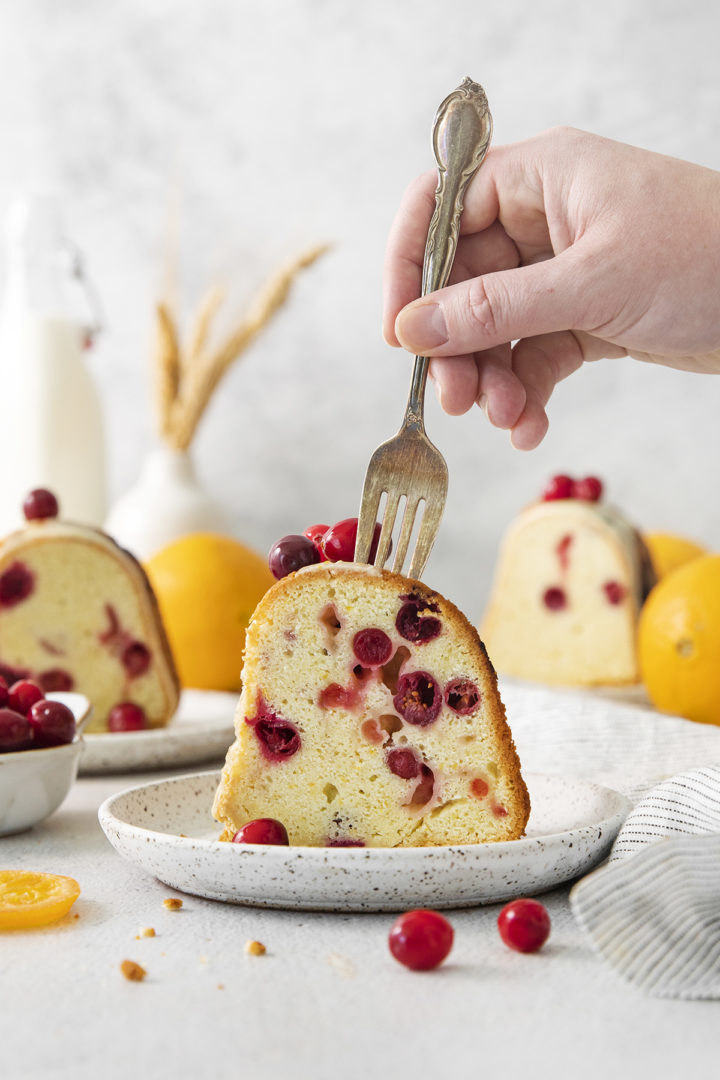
406;78;493;429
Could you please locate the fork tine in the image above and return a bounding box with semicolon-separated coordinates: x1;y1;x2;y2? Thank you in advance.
354;477;384;564
408;499;444;580
375;491;400;568
391;497;420;576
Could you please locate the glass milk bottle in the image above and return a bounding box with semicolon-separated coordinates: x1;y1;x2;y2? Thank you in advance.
0;196;106;533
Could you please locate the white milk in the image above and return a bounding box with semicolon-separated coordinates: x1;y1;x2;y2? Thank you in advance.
0;197;106;533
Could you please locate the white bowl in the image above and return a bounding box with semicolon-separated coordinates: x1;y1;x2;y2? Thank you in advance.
0;693;90;836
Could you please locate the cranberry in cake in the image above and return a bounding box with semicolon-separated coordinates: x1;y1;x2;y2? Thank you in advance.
213;562;529;847
0;492;179;732
481;476;656;686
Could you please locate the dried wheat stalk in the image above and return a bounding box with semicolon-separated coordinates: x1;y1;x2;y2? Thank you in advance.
153;243;328;451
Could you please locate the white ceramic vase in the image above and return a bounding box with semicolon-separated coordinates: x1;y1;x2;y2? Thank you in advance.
105;445;233;560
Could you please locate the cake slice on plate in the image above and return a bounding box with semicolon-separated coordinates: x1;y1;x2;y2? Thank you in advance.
0;489;180;732
481;475;656;687
213;560;529;847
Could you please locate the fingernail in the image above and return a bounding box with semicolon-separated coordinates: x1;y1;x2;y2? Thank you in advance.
396;303;448;351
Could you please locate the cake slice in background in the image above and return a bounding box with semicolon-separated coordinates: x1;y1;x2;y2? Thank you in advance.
213;560;529;847
481;475;656;687
0;489;180;732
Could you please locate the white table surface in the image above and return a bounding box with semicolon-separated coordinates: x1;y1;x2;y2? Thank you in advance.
2;683;719;1080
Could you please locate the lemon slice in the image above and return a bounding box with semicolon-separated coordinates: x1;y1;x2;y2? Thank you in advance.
0;870;81;929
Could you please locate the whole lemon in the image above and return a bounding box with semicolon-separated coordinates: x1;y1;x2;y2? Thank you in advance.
643;532;707;579
638;554;720;726
145;533;274;691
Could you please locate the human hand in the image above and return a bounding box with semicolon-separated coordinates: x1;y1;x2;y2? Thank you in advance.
383;127;720;448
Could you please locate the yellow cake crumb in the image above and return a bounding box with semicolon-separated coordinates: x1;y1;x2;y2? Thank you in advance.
163;897;183;910
245;940;266;956
121;959;147;982
139;927;156;937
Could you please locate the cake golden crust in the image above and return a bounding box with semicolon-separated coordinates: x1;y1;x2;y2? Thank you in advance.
213;562;529;847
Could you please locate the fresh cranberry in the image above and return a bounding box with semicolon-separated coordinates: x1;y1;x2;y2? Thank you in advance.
326;838;366;847
352;628;393;667
247;705;301;761
22;488;59;521
388;909;454;971
8;680;44;715
28;699;76;747
268;535;320;580
444;678;481;715
231;818;289;845
38;669;75;692
395;593;442;644
321;518;381;563
0;562;35;607
122;641;151;678
470;777;489;799
603;581;627;605
0;676;8;708
108;702;147;732
386;747;421;780
497;898;551;953
573;476;603;502
542;474;574;501
0;707;33;752
542;586;567;611
303;524;329;561
393;671;442;726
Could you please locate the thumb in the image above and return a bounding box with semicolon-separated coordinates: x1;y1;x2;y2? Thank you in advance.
394;248;591;356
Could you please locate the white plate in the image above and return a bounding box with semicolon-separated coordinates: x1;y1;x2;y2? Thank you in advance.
98;771;630;911
79;690;236;774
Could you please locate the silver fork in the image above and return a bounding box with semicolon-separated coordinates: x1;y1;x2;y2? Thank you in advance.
354;77;493;579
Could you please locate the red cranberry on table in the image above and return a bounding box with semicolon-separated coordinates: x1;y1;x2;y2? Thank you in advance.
28;699;76;747
108;702;147;732
8;680;45;715
231;818;289;845
268;535;320;580
0;707;33;752
542;474;575;501
573;476;603;502
22;488;60;521
388;909;454;971
497;898;551;953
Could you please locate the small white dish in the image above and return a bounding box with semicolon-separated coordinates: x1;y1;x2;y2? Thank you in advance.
79;690;236;775
0;693;91;836
98;771;630;912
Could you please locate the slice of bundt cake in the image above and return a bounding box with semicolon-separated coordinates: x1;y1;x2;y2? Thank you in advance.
481;475;656;686
0;490;180;732
213;561;529;847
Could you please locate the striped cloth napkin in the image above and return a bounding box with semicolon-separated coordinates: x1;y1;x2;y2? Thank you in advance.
570;766;720;999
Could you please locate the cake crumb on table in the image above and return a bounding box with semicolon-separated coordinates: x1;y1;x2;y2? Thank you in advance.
163;898;183;911
245;940;266;956
120;960;147;982
139;927;156;938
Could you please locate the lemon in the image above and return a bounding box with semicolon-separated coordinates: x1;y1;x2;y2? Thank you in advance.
145;533;274;691
644;532;707;579
0;870;81;929
638;554;720;725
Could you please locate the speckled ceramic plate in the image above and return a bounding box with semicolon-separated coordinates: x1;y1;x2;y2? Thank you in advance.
79;691;236;774
98;771;630;911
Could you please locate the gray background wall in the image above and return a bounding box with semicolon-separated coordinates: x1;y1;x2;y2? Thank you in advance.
1;0;718;619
